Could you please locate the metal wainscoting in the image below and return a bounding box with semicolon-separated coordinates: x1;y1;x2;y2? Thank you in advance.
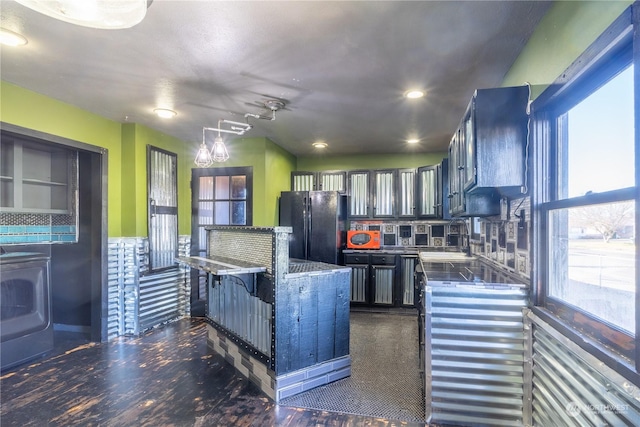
525;311;640;427
107;238;141;340
107;236;190;339
425;283;528;426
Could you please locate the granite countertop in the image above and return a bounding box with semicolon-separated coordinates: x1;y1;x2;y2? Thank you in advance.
176;255;349;278
343;248;420;255
287;258;351;277
417;253;526;286
176;255;267;276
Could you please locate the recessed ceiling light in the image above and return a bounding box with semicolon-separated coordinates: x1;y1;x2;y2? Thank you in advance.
0;28;28;47
154;108;177;119
404;89;425;99
312;142;328;149
407;139;420;144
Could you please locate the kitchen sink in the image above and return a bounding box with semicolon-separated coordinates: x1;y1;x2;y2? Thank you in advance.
418;252;474;262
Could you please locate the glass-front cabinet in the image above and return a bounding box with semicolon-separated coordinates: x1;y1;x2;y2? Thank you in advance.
448;131;466;215
372;169;396;218
319;171;346;192
293;164;448;220
291;170;347;192
417;165;438;218
398;168;416;218
291;171;316;191
347;170;370;218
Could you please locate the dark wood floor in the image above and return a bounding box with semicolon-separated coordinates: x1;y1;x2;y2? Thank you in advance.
1;318;428;426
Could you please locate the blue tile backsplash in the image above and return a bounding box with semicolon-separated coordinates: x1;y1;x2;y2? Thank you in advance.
0;213;77;245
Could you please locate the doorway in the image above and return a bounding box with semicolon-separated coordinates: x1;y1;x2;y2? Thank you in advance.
1;123;107;343
190;167;253;315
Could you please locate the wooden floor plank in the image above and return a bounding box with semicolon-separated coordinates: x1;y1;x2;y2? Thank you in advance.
1;318;428;427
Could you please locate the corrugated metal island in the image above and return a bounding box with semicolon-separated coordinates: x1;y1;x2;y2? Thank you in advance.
416;252;529;426
177;226;351;402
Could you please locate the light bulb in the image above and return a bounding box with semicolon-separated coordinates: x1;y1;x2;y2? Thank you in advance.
194;142;213;167
211;137;229;162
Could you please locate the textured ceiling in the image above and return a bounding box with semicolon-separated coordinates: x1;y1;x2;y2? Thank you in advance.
0;1;552;156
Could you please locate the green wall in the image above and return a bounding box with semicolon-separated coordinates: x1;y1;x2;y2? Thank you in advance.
205;136;296;226
0;81;193;237
503;1;632;97
120;123;192;237
0;81;125;236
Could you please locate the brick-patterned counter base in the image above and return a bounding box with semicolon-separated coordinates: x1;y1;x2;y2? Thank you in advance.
207;324;351;401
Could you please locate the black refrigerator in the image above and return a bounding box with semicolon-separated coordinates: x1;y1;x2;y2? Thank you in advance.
279;191;346;265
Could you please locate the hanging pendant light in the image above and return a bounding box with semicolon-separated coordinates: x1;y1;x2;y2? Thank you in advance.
211;136;229;163
194;141;213;167
15;0;150;29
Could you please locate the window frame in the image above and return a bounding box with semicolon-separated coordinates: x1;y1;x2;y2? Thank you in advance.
530;4;639;381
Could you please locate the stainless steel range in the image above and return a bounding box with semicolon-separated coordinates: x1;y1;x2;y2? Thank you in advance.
1;252;53;370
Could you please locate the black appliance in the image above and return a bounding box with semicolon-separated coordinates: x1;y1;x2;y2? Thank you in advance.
279;191;346;265
1;252;53;370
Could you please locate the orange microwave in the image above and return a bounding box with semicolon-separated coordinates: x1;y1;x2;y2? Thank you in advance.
346;230;381;249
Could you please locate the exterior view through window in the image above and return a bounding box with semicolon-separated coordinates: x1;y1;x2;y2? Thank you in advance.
547;65;635;334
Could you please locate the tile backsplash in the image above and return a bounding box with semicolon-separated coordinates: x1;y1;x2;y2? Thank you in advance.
349;196;532;280
471;196;531;279
0;213;77;245
349;219;465;250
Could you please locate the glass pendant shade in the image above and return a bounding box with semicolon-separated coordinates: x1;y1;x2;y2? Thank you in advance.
15;0;148;29
194;142;213;167
211;137;229;162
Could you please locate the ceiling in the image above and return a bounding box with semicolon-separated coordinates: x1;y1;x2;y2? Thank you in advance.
0;1;552;157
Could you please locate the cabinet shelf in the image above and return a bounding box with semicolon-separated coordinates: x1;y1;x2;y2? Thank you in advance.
23;178;68;186
0;134;76;214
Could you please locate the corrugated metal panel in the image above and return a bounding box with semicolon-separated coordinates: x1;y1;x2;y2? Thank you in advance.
350;265;367;303
526;311;640;427
138;268;188;331
107;236;190;339
209;274;272;355
107;240;123;340
401;256;416;305
425;283;528;426
107;238;141;340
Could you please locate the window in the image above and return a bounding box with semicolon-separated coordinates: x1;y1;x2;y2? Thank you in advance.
534;16;637;363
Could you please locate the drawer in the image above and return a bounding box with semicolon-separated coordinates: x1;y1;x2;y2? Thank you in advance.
371;254;396;265
344;254;369;264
